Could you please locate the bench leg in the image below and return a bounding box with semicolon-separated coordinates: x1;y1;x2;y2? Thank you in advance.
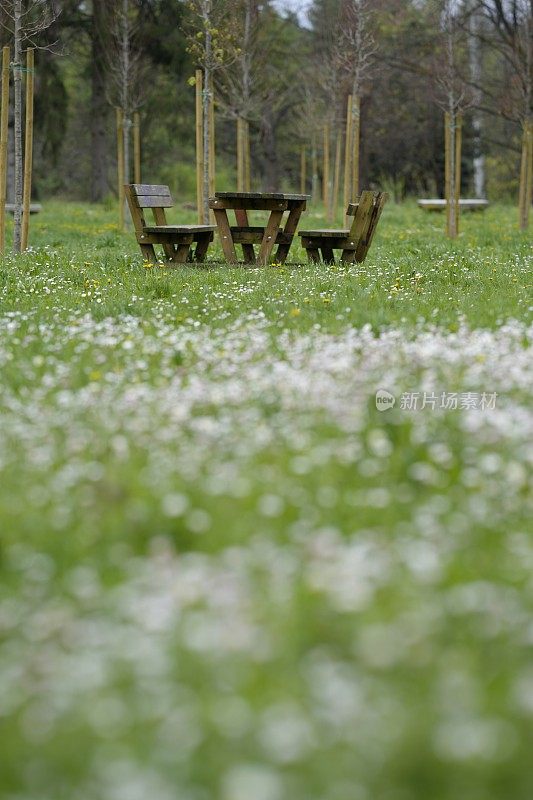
194;234;211;263
305;247;320;263
340;249;356;264
171;243;192;264
321;246;335;263
140;243;156;263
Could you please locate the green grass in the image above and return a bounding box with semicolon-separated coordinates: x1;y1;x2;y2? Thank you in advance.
1;200;531;332
0;200;532;800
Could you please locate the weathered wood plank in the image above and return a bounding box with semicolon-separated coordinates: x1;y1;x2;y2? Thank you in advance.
231;230;293;246
354;192;388;262
301;236;352;250
131;184;172;196
144;225;215;234
135;195;175;208
214;191;309;201
299;229;350;238
210;197;289;212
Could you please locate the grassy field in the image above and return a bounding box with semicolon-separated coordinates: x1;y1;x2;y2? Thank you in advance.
0;200;532;799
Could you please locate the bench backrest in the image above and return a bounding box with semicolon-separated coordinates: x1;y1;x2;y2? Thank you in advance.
346;190;388;263
125;184;174;234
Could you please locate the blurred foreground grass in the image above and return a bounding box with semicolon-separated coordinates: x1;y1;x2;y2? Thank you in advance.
0;199;532;799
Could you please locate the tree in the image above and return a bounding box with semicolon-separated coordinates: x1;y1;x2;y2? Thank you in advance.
476;0;532;226
216;0;262;191
0;0;57;251
338;0;377;205
186;0;237;222
435;0;472;238
90;0;113;202
107;0;145;187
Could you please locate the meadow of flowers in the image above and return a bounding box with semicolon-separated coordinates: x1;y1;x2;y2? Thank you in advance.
0;201;532;799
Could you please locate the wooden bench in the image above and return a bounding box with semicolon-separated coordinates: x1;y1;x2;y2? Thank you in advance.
299;190;388;264
125;184;215;264
6;203;42;214
417;199;489;212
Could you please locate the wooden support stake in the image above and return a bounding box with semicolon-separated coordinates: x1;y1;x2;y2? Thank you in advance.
237;116;244;191
21;48;34;252
244;120;251;191
330;129;342;224
525;121;533;229
209;79;215;198
444;111;451;237
343;94;353;220
518;119;532;230
351;94;361;202
454;112;463;236
195;69;203;224
0;45;10;254
323;123;330;209
311;134;319;203
300;145;306;195
133;111;141;184
116;108;125;232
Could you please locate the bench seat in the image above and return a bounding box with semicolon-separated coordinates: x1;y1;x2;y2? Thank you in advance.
298;229;350;237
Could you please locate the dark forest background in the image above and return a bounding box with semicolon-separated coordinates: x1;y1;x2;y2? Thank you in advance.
0;0;530;204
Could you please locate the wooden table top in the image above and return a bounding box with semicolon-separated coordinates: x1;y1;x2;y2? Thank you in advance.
213;192;310;202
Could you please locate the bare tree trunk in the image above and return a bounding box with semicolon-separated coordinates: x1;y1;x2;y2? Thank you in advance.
13;0;22;253
91;0;109;202
519;120;532;230
202;1;212;224
261;115;280;191
121;0;130;185
469;6;485;197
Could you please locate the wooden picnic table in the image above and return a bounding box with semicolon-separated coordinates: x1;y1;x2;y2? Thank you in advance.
209;191;310;265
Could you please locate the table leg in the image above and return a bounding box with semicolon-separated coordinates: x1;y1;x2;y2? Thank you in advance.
275;202;304;263
258;210;283;266
214;208;238;263
235;209;255;263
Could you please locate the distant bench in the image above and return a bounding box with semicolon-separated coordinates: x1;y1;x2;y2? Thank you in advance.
418;199;489;212
6;203;42;214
